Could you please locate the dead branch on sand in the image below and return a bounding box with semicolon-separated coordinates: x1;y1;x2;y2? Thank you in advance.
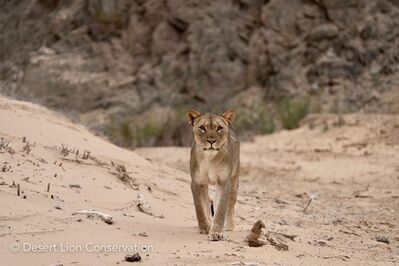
247;220;266;247
268;231;298;241
72;210;113;224
246;220;294;251
135;192;164;219
266;233;289;251
109;162;139;190
303;192;318;213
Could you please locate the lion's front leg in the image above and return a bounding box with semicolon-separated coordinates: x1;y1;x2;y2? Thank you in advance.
191;182;211;234
209;179;231;241
225;172;239;231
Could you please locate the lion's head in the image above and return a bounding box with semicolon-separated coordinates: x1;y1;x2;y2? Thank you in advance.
186;110;235;151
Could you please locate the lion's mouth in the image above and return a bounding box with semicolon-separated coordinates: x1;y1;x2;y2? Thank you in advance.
203;147;219;151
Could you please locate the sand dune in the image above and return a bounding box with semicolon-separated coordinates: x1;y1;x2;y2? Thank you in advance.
0;97;398;265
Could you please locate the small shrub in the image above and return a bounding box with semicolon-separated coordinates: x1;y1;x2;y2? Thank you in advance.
259;114;276;134
135;121;164;143
174;105;189;121
234;108;256;132
278;97;310;130
120;121;133;145
234;107;276;135
95;11;125;27
106;119;165;148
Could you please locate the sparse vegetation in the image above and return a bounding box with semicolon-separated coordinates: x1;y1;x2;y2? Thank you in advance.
234;107;276;135
278;97;310;130
330;99;347;115
95;11;125;27
137;122;164;142
59;144;71;156
106;98;312;147
259;114;276;135
81;150;91;160
22;141;32;154
0;138;15;154
107;118;167;148
109;161;139;190
119;121;133;146
174;105;189;121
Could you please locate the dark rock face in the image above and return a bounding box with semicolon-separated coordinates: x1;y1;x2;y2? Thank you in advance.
1;0;399;147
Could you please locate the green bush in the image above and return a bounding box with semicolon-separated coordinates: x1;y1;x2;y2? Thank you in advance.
234;107;276;135
278;97;310;130
95;11;125;26
106;118;165;148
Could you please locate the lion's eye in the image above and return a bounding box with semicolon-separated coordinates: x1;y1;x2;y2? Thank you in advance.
217;126;223;132
199;125;206;132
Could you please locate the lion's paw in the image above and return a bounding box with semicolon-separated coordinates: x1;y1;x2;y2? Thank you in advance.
200;228;209;234
199;224;210;234
208;231;228;241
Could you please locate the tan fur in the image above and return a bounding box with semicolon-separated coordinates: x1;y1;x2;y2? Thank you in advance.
187;110;240;241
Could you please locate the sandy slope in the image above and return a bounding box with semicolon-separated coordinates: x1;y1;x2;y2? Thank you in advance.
0;97;398;266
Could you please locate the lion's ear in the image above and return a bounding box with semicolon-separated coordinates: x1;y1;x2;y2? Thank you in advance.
186;110;202;126
222;110;235;124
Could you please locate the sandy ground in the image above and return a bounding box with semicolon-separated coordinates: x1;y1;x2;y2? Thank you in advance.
0;97;398;266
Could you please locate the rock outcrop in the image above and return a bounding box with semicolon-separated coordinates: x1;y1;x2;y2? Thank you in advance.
1;0;399;146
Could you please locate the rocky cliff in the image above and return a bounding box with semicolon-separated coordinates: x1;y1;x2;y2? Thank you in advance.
1;0;399;147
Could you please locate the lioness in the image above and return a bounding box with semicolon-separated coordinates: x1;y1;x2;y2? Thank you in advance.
187;110;239;241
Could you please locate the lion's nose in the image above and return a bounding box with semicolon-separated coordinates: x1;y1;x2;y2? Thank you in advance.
207;140;216;145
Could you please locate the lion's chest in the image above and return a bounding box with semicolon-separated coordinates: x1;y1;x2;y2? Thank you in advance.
196;153;228;185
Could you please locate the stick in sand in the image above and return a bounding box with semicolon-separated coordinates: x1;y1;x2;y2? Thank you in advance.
303;192;318;213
